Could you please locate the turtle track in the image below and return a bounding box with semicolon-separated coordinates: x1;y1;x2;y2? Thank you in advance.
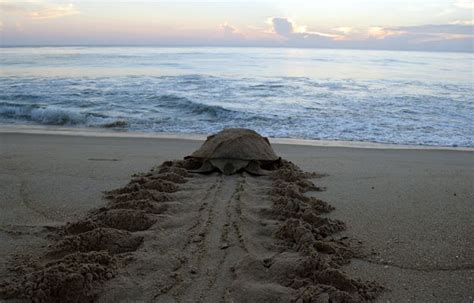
164;175;247;303
1;159;382;302
152;164;381;302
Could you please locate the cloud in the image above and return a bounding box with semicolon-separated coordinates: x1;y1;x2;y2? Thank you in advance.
221;23;239;36
417;33;473;43
361;23;473;51
394;24;473;35
269;17;342;44
271;17;294;36
454;0;474;9
333;27;354;35
368;26;405;39
450;20;474;25
219;22;246;41
26;3;79;19
266;17;473;51
0;1;23;13
364;23;474;43
0;1;79;19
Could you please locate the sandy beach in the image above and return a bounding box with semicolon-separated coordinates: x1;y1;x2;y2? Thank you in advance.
0;131;473;302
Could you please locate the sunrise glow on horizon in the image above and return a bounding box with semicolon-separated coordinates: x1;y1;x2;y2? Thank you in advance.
0;0;473;51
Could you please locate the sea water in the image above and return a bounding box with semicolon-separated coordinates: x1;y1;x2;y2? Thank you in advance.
0;47;472;146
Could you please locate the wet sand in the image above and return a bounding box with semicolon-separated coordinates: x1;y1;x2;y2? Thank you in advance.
0;132;472;302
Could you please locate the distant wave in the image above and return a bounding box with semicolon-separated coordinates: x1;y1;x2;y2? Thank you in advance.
0;94;44;101
250;83;285;88
154;95;242;120
371;58;428;66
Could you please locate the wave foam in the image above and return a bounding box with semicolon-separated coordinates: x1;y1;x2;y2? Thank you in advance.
0;103;85;125
0;103;129;128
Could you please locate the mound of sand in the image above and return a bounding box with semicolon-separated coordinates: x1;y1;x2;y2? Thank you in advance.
270;161;381;301
155;165;190;177
108;199;168;214
132;172;187;184
50;228;144;256
0;160;190;302
0;251;116;303
92;209;156;232
107;189;171;204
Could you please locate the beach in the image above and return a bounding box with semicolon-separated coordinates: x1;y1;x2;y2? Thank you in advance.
0;130;472;302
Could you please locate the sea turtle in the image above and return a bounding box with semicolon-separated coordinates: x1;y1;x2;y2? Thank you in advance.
185;128;281;175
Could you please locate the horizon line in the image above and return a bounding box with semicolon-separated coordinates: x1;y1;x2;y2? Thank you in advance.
0;44;472;54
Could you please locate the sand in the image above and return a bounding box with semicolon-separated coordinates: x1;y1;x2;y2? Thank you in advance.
0;131;473;302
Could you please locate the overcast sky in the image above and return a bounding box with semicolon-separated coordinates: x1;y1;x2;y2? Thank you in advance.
0;0;473;51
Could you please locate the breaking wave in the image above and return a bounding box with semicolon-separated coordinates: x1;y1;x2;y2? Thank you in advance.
0;93;258;130
0;102;124;127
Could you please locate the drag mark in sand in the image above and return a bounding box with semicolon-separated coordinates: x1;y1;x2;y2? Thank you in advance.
1;148;383;302
229;176;250;254
156;175;223;298
201;176;246;302
19;180;57;222
181;175;222;252
167;175;247;303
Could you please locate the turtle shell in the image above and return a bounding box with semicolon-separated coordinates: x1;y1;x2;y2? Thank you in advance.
187;128;279;161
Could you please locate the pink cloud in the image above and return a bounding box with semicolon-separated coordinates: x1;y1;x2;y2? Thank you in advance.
0;1;79;20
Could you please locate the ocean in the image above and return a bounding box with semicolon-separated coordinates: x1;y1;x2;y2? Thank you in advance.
0;47;472;147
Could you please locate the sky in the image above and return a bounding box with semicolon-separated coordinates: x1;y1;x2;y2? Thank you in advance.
0;0;473;51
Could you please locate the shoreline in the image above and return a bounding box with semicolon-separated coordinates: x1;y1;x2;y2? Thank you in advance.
1;124;472;152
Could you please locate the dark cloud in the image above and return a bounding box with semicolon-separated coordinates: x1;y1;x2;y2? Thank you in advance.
363;23;474;52
269;17;337;48
271;18;294;36
391;24;473;35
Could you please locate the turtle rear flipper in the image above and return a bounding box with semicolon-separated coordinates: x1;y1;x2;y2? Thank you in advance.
189;160;216;174
244;160;271;176
210;159;248;175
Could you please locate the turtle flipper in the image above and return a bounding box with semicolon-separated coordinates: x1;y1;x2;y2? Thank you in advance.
188;160;216;174
210;159;248;175
244;161;271;176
